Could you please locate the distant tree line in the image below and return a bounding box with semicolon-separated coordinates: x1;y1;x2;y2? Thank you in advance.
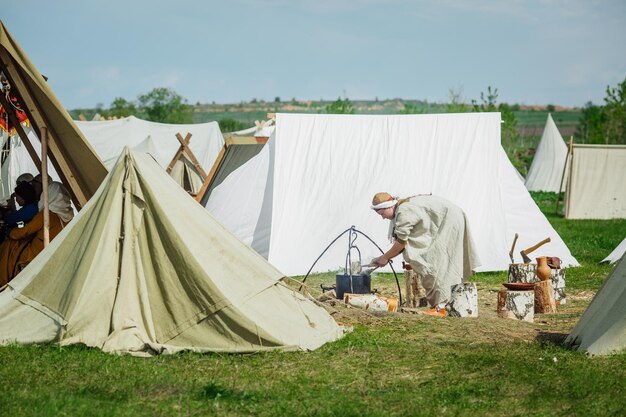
577;77;626;144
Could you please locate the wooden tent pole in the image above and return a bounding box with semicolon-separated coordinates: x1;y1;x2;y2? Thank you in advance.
165;132;189;174
563;138;576;219
41;126;50;247
555;136;573;216
0;50;87;206
194;142;227;203
175;133;207;179
0;92;41;168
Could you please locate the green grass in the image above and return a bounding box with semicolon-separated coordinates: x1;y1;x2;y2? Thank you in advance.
1;192;625;416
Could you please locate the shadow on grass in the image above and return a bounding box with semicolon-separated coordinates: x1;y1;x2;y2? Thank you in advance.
536;331;569;346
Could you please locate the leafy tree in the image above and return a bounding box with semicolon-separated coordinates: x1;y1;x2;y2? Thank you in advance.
546;104;556;112
217;117;249;133
445;88;468;113
109;97;136;118
472;86;518;144
399;101;424;114
603;77;626;144
577;102;606;144
137;87;191;123
325;97;355;114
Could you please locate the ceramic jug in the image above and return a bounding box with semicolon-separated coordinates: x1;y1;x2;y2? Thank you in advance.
536;256;551;281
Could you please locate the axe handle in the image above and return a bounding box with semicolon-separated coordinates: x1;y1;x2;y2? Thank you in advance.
521;237;551;256
509;233;519;261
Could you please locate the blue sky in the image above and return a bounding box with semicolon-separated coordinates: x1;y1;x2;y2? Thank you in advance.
4;0;626;109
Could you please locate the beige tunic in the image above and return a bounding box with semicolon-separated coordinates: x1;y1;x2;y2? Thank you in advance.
391;195;481;307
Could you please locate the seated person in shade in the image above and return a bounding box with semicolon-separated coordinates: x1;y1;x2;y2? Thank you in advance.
30;174;72;212
2;181;39;229
0;182;74;287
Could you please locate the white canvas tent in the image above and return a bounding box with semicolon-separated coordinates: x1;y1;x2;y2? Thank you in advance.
564;252;626;355
601;237;626;265
563;144;626;219
525;114;569;192
206;113;578;276
0;148;344;355
75;116;224;189
1;116;224;196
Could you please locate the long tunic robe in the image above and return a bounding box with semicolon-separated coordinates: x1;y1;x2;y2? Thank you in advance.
0;211;65;286
391;195;481;307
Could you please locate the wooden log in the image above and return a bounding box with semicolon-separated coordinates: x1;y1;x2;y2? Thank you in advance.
404;269;427;308
344;293;398;312
509;263;567;304
508;263;536;283
534;280;557;314
448;283;478;318
497;290;534;322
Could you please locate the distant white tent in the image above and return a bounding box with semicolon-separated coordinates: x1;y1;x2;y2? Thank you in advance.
564;144;626;219
601;237;626;265
0;148;344;355
525;114;569;192
206;113;578;276
75;116;224;175
565;251;626;355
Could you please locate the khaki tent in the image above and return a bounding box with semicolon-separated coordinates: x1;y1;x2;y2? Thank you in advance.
563;144;626;219
564;252;626;355
0;148;344;355
0;21;106;207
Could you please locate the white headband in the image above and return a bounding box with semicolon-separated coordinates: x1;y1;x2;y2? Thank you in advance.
371;199;397;210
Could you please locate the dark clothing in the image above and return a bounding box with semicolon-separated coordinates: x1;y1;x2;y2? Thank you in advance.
4;203;39;228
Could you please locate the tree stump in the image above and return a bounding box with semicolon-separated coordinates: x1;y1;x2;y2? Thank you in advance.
534;280;557;314
551;268;567;305
509;264;566;305
497;290;534;322
508;263;536;283
448;283;478;318
404;268;427;308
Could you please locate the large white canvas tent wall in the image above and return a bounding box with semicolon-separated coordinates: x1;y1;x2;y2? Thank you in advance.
206;113;578;276
601;237;626;265
525;114;569;192
565;252;626;355
0;148;344;356
564;144;626;219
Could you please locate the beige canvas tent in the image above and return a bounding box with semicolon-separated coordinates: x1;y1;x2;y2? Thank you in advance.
0;148;344;355
0;20;106;207
564;252;626;355
563;144;626;219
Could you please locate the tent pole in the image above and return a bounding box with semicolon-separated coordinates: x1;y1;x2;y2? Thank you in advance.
555;137;573;216
41;126;50;247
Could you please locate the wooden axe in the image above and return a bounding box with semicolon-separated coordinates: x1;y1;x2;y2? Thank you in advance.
509;233;519;263
520;237;551;263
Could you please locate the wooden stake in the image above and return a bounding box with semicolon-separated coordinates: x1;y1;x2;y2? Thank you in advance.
555;136;573;216
41;126;50;247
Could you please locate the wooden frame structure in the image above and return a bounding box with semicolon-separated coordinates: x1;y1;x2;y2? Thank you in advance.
195;136;268;205
0;21;107;210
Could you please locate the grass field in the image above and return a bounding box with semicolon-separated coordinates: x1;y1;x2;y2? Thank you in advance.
1;193;625;416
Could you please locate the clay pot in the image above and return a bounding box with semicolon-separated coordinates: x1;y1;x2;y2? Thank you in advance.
536;256;551;281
